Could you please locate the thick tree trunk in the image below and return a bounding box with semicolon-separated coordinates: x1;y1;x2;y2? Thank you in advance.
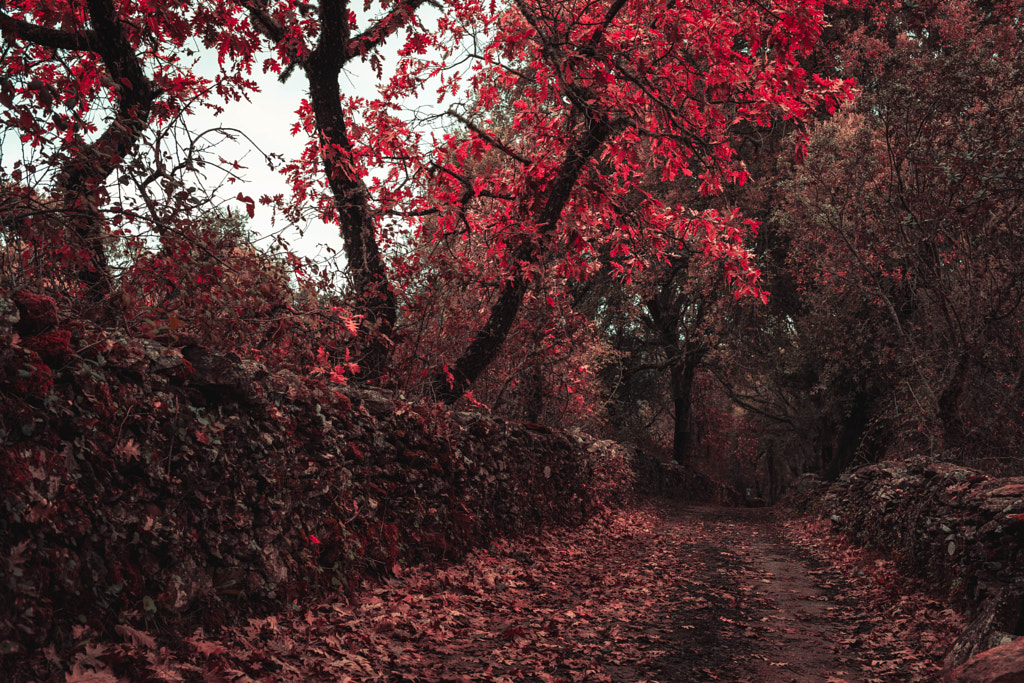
434;272;529;402
823;390;874;481
246;0;433;381
670;360;697;464
2;0;158;306
303;0;401;382
306;66;396;380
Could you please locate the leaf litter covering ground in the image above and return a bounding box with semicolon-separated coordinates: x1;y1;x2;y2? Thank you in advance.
64;504;964;683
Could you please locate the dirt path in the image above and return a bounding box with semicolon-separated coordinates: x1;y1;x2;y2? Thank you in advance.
652;506;872;682
647;505;861;682
68;504;964;682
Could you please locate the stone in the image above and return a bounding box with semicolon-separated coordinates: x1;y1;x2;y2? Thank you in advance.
798;459;1024;651
0;296;20;339
991;484;1024;497
181;344;253;400
946;587;1024;669
945;637;1024;683
11;288;58;333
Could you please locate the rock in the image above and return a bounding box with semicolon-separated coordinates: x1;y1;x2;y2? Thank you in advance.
347;386;392;413
945;637;1024;683
141;339;187;374
107;337;187;382
946;587;1024;669
0;296;20;340
799;458;1024;645
794;473;823;493
181;344;253;400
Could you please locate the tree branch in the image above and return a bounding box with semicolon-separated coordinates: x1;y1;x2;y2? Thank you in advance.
436;101;624;402
447;110;532;166
49;0;159;304
0;9;99;52
585;0;630;49
346;0;433;60
241;0;305;65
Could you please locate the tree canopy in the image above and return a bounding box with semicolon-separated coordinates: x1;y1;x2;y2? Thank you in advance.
4;0;1024;489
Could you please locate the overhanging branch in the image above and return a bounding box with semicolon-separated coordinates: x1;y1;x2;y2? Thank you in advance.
0;9;99;52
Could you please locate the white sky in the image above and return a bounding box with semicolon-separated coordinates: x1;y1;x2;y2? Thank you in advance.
1;4;454;270
190;60;352;263
189;51;400;263
188;5;453;266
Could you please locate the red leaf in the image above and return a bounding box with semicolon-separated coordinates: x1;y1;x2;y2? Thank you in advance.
184;636;228;658
114;624;156;650
236;193;256;218
501;625;526;641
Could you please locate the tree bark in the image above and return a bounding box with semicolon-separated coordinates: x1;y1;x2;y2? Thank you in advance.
305;47;396;381
937;350;970;450
245;0;433;381
823;390;875;481
435;113;618;403
670;359;697;464
2;0;158;306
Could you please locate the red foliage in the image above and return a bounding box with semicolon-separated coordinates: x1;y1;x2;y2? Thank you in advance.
7;0;1010;676
1;0;853;400
21;328;71;363
3;347;54;397
12;289;58;333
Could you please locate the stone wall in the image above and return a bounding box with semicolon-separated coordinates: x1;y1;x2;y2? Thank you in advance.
789;459;1024;667
0;289;636;673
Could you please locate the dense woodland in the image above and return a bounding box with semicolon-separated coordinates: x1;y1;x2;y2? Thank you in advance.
5;0;1024;490
3;0;1024;679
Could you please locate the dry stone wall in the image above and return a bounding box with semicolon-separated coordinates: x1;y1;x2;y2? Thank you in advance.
790;459;1024;668
0;289;635;672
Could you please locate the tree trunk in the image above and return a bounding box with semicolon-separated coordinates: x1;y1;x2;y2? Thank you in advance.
435;112;618;403
434;272;529;402
246;0;436;381
670;360;697;464
3;0;159;306
937;351;970;450
823;390;874;481
304;0;398;381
